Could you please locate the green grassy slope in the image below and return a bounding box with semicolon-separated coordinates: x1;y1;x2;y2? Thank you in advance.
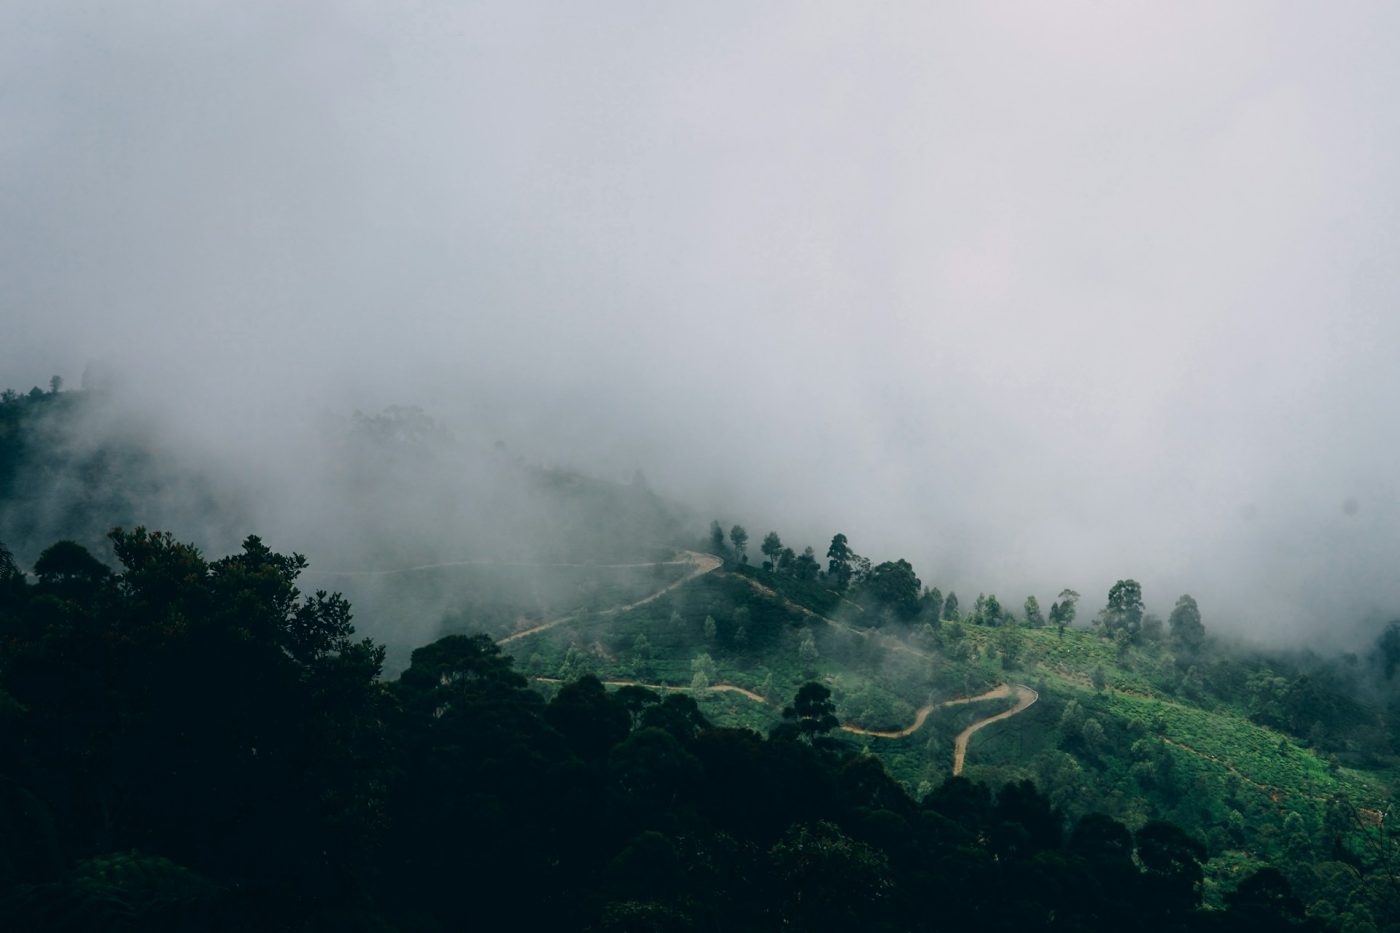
501;560;1400;916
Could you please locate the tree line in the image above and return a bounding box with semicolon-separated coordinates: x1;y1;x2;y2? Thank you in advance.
0;530;1320;930
707;522;1212;649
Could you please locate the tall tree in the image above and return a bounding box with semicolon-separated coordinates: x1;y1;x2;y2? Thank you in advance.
826;533;854;590
729;525;748;563
3;528;391;900
866;559;922;621
942;591;960;621
1168;594;1205;657
923;586;944;624
760;532;783;570
0;538;22;584
1376;621;1400;681
1099;580;1144;642
1024;595;1045;628
781;683;840;742
33;540;111;595
1049;589;1080;637
0;538;24;607
709;520;727;555
980;593;1004;627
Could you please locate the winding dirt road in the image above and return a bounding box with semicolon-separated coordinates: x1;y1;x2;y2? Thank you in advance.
534;671;1035;774
305;549;721;646
500;550;722;645
305;557;699;578
536;676;767;703
840;684;1017;739
951;683;1038;776
361;549;1037;772
840;705;938;739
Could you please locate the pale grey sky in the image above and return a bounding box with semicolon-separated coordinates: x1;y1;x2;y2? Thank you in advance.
4;2;1399;643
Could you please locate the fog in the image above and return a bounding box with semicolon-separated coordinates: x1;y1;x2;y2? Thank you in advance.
3;2;1399;647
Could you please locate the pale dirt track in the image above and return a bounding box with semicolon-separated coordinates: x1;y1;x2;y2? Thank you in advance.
536;677;767;704
951;684;1038;775
306;558;694;578
500;551;722;645
534;672;1035;773
840;684;1023;739
840;704;938;739
448;554;1037;772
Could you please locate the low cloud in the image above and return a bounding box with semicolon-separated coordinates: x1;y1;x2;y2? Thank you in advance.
4;1;1399;647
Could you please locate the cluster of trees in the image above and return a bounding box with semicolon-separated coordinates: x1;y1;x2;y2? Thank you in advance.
938;577;1208;660
0;531;1320;930
708;524;1115;641
0;530;390;929
707;524;942;624
0;376;63;406
1089;580;1211;660
709;524;864;585
1;378;68;501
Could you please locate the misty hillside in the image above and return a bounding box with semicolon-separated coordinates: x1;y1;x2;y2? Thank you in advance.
4;390;1400;926
0;385;686;664
4;505;1399;928
1;386;683;567
8;2;1400;930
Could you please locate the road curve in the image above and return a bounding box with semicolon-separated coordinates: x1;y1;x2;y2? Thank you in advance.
952;684;1038;775
305;558;695;578
538;673;1028;768
841;704;936;738
500;550;722;645
533;676;765;703
840;684;1017;738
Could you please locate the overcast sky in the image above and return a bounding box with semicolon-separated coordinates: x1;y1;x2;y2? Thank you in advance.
3;2;1399;644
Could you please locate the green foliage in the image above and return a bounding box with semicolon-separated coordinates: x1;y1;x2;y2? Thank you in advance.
709;519;727;555
0;852;226;932
970;592;1006;626
760;531;782;569
1049;588;1080;635
923;585;943;624
0;530;392;925
1099;579;1145;642
32;541;110;589
3;517;1392;929
780;682;839;741
996;625;1024;668
942;591;960;621
825;533;854;590
691;652;716;690
728;524;747;562
862;559;922;621
1169;594;1206;657
768;821;892;930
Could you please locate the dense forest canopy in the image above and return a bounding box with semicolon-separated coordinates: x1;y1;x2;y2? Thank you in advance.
6;526;1390;930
